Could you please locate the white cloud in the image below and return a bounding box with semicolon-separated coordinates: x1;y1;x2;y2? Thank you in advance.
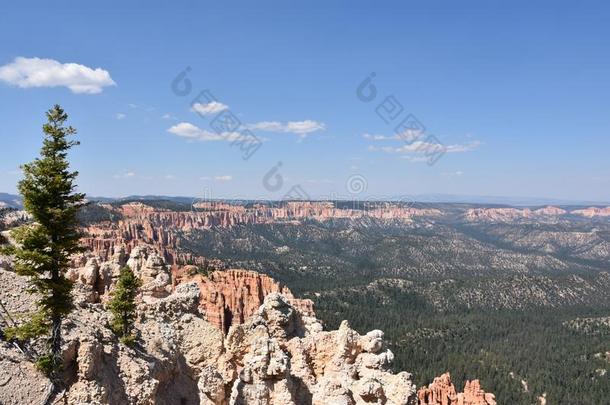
387;141;447;154
444;141;481;153
163;174;176;180
214;175;232;182
400;155;431;163
247;120;325;137
0;57;115;94
369;140;481;155
364;129;481;151
285;120;325;134
191;101;228;115
113;171;136;179
248;121;285;132
362;133;399;141
116;113;126;120
168;122;252;143
363;130;425;142
441;171;464;177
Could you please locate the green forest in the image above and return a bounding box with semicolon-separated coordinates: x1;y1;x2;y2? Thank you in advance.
180;218;610;404
314;288;610;404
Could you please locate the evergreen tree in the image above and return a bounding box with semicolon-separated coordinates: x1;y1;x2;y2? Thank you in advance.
2;105;85;377
108;266;141;345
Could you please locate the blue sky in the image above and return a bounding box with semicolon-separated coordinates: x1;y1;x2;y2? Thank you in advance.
1;1;609;201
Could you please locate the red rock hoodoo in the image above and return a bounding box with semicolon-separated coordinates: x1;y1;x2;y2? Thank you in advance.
172;267;315;334
418;373;496;405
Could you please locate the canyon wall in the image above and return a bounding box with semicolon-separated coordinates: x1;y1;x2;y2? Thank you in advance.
81;202;440;265
80;201;610;266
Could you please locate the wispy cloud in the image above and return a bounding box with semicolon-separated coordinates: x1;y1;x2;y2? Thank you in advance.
246;120;325;137
187;102;325;138
214;175;232;182
191;101;228;115
362;133;400;141
369;138;481;156
441;170;464;177
0;57;115;94
168;122;252;143
400;155;431;163
364;130;481;160
115;113;126;120
113;171;136;179
443;141;481;153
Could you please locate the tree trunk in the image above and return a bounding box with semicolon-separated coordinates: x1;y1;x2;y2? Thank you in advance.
50;248;62;374
46;314;63;405
51;315;62;363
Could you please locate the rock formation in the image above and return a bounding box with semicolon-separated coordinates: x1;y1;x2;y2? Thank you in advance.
0;265;419;405
172;267;315;334
464;205;610;221
66;244;315;337
80;203;224;268
533;206;567;216
464;206;568;222
417;373;496;405
572;206;610;218
66;244;175;304
81;201;440;265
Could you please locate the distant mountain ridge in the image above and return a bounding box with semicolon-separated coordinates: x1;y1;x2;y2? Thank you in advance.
2;191;610;210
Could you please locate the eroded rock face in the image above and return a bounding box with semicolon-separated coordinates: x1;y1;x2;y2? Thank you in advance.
173;267;316;335
572;206;610;218
81;202;440;266
67;245;174;304
417;373;496;405
67;245;315;336
464;205;610;221
0;267;418;405
225;293;416;405
464;206;569;222
461;380;496;405
0;243;495;405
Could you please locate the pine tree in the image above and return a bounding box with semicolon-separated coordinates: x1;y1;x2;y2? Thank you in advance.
108;266;141;345
2;105;85;377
